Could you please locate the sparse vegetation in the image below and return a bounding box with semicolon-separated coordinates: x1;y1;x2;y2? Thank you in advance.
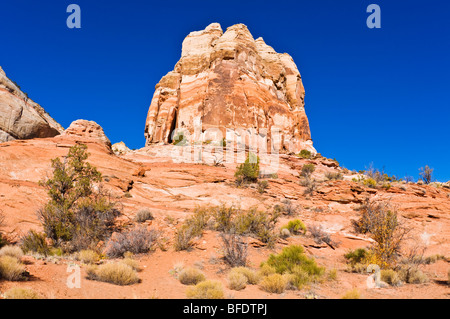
134;209;154;223
220;232;248;267
235;152;260;186
186;280;225;299
0;256;27;281
259;273;287;294
325;172;343;181
308;224;338;248
3;287;41;299
419;165;434;184
281;219;306;235
227;271;248;291
0;245;24;259
381;269;401;286
341;289;360;299
37;144;120;252
298;149;312;159
257;180;269;194
77;249;100;264
178;267;206;285
105;226;159;258
229;267;260;285
20;230;50;256
86;262;140;286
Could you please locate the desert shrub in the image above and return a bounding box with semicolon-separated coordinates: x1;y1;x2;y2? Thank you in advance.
77;249;99;264
299;149;312;159
233;208;280;248
341;289;360;299
105;226;158;258
186;280;225;299
120;257;140;272
281;219;306;235
174;208;211;251
344;248;369;267
3;287;41;299
179;267;206;285
220;232;248;267
280;228;291;239
258;264;276;277
0;211;5;248
363;178;377;188
229;267;260;285
351;199;408;269
38;144;120;251
86;262;140;285
174;225;196;251
259;274;287;294
308;224;337;247
381;269;401;286
257;180;269;194
419;165;434;184
327;268;338;281
300;164;315;179
134;209;154;223
262;245;324;288
0;245;24;259
276;199;297;216
228;271;248;291
20;231;50;256
0;256;26;281
325;172;344;181
210;205;237;232
235;152;260;185
397;266;428;284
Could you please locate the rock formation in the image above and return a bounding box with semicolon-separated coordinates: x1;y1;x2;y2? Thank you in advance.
144;23;315;154
0;66;64;142
63;119;112;150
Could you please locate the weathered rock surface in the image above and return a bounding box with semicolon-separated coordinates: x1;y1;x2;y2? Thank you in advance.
112;141;131;155
145;23;315;154
63;119;112;150
0;66;64;142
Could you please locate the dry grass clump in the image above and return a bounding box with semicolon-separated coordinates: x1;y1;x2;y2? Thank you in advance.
0;256;27;281
341;289;360;299
134;209;154;223
186;280;225;299
0;245;24;259
260;274;287;294
230;267;261;285
3;287;41;299
86;262;140;286
227;271;248;291
119;257;140;272
178;267;206;285
77;249;99;264
380;269;401;286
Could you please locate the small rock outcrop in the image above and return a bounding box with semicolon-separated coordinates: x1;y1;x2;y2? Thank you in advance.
63;119;112;149
0;66;64;142
144;23;315;154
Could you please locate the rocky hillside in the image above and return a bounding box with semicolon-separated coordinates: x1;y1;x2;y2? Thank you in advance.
145;23;315;154
0;66;64;142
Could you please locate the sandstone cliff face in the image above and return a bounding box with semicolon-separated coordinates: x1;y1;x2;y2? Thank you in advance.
63;119;112;150
0;66;64;142
144;23;315;154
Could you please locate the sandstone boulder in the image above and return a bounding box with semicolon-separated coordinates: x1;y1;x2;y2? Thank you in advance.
0;66;64;142
63;119;112;149
144;23;315;154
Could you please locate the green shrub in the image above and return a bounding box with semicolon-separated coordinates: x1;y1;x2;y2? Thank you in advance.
3;287;41;299
86;262;140;285
299;150;312;159
281;219;306;235
186;280;225;299
178;267;206;285
257;180;269;194
20;231;50;256
344;248;368;266
300;164;315;179
262;245;324;288
235;152;260;185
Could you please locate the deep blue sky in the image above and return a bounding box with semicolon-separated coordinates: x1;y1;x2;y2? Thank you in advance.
1;0;449;181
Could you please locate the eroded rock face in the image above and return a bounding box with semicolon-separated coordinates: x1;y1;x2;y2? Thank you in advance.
144;23;315;154
0;66;64;142
63;119;112;149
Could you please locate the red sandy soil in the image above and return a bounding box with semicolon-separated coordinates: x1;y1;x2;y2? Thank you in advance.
0;135;449;299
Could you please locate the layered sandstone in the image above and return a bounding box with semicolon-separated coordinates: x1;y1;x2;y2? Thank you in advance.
0;66;64;142
63;119;112;150
144;23;315;154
